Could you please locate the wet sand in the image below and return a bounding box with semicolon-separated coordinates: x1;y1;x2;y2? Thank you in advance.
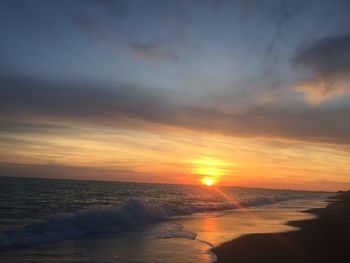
212;191;350;263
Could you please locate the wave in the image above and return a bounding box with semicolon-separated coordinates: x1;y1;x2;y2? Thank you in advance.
168;196;295;215
0;193;325;248
0;199;167;248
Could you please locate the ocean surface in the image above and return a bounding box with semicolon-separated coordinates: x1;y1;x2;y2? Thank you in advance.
0;177;331;262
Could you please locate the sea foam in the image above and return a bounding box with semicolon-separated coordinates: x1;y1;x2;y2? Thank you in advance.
0;199;167;247
0;192;324;248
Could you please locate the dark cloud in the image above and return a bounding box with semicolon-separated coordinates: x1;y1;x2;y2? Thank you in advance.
1;75;350;144
293;34;350;103
0;75;174;127
294;34;350;77
263;0;304;72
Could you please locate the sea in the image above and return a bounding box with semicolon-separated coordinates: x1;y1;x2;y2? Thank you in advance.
0;176;331;262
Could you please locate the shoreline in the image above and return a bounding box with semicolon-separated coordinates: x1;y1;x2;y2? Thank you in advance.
211;191;350;263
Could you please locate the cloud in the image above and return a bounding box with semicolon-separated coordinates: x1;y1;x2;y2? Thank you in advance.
128;25;189;63
2;74;350;145
294;77;350;104
0;75;174;127
0;163;156;182
293;34;350;103
69;0;129;40
128;42;180;62
262;0;304;71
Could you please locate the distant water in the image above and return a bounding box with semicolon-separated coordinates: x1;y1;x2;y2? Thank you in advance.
0;177;331;262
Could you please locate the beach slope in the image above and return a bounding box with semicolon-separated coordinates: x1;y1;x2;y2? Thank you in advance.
212;191;350;263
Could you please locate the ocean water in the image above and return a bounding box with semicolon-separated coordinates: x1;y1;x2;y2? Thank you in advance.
0;177;331;262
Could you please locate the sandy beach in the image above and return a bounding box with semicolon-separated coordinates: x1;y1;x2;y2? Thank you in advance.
212;191;350;263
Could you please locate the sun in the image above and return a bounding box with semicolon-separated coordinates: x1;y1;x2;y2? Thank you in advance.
191;158;229;186
201;177;217;186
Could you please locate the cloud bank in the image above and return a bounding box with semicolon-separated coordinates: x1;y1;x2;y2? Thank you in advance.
1;74;350;145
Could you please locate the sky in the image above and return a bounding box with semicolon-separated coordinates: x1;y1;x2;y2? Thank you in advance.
1;0;350;191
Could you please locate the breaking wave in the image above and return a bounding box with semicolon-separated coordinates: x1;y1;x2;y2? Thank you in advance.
0;193;325;248
0;199;167;248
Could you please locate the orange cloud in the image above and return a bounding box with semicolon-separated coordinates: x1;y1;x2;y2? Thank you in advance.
295;77;350;104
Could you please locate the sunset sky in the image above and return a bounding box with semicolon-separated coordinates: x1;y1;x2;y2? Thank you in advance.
1;0;350;191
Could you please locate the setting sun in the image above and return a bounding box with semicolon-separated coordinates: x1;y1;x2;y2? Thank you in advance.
192;158;233;186
201;177;217;186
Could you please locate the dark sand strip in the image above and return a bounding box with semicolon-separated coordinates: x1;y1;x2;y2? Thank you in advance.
212;192;350;263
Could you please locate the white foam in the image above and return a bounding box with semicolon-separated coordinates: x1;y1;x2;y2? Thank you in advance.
0;199;167;247
0;193;327;248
